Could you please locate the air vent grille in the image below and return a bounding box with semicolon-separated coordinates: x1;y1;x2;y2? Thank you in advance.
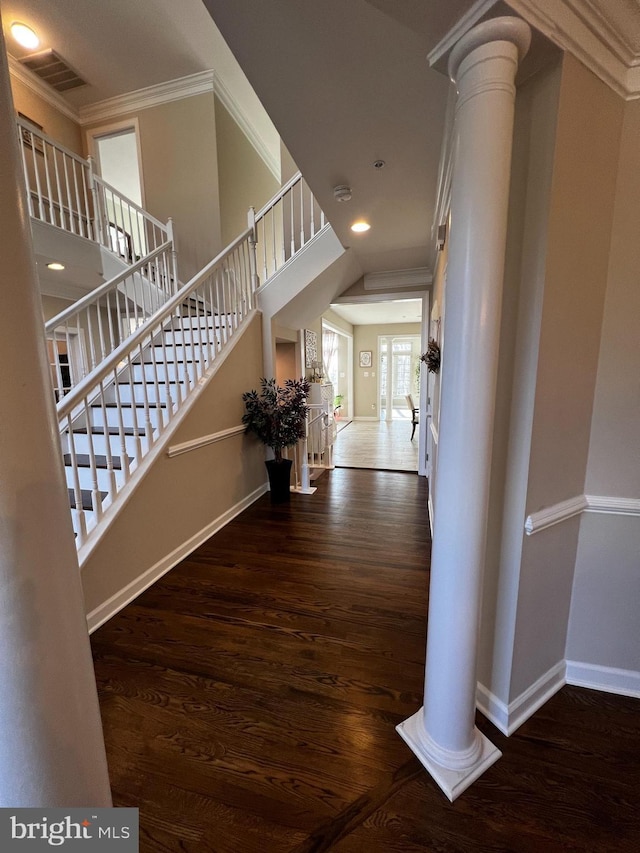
19;49;87;92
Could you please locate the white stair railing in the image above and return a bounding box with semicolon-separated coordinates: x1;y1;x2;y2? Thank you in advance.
45;240;177;396
252;171;327;282
18;117;94;239
92;174;170;261
17;117;171;260
58;227;257;547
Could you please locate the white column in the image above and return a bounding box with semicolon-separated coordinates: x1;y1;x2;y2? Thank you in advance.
0;26;112;806
397;17;531;801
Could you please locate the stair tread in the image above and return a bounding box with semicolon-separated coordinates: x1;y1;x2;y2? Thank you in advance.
91;402;167;409
68;488;107;511
63;453;129;469
73;426;148;436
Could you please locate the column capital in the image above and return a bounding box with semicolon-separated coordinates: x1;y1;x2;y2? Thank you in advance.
448;16;531;82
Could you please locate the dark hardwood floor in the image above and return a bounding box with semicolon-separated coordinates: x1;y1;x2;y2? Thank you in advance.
91;468;640;852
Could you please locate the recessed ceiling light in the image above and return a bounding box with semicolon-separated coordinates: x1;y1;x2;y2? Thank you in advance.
47;262;65;271
351;221;370;233
11;22;40;50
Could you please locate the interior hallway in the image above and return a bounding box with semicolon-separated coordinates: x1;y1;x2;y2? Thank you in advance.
332;418;419;472
91;468;640;852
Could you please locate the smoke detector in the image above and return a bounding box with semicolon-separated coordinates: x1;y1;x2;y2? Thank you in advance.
333;185;352;203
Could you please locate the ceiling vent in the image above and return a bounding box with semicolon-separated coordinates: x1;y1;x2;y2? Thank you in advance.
19;49;87;92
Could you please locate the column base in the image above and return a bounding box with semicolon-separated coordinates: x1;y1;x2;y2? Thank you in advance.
396;707;501;802
290;485;317;494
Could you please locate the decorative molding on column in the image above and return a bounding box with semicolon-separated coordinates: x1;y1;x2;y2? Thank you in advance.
524;493;640;534
399;15;531;802
397;709;501;802
428;0;501;70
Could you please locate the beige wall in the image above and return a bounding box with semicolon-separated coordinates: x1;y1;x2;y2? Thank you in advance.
509;55;624;701
84;93;222;282
40;294;74;322
10;75;83;154
81;314;266;616
566;95;640;673
353;323;421;418
215;95;280;247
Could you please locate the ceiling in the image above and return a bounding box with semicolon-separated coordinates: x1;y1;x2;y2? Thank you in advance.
330;299;423;327
5;1;639;325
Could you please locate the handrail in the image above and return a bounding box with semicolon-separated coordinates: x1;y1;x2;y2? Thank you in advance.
45;241;172;334
58;227;252;421
252;172;327;283
59;225;257;547
17;117;88;167
92;175;168;231
255;171;302;220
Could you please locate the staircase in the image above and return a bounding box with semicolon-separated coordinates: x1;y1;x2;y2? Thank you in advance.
20;117;340;553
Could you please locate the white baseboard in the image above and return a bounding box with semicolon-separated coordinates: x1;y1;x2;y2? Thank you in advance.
477;660;566;736
566;660;640;699
86;483;268;633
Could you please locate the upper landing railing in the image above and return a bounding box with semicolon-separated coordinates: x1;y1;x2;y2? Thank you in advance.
17;117;170;260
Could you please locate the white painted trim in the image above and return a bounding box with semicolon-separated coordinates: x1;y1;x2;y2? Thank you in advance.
363;267;432;291
524;495;588;535
427;493;435;535
507;0;638;100
584;494;640;516
168;424;245;458
429;420;439;446
566;660;640;699
476;660;566;736
86;482;268;633
525;493;640;534
8;55;80;122
427;0;500;69
85;117;146;209
78;71;216;125
333;290;428;305
213;74;280;180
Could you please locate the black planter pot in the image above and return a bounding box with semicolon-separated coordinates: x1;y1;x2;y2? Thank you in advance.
265;458;293;503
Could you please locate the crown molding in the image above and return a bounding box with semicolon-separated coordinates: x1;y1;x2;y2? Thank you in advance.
8;54;80;122
506;0;640;100
213;73;280;180
78;70;216;125
364;268;432;291
428;0;501;71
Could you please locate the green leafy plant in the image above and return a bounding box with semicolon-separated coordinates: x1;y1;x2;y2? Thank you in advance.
242;377;311;463
420;338;441;374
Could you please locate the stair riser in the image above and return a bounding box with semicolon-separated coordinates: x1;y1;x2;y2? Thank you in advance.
65;431;150;458
146;344;213;364
88;406;166;430
122;362;199;383
65;464;126;493
159;330;227;347
104;383;185;405
170;316;236;332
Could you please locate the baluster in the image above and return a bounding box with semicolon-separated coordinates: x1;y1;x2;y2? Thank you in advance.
82;397;103;521
52;148;65;231
97;379;118;497
30;134;45;222
41;140;57;226
137;341;155;447
289;186;295;260
17;128;34;217
85;305;97;371
112;374;131;479
65;413;87;545
71;159;84;237
300;178;305;247
309;180;315;238
78;161;90;239
62;154;75;235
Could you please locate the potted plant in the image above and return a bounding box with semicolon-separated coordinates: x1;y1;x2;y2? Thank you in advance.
242;377;310;502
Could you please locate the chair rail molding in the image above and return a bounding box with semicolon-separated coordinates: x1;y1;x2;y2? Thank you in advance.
167;424;245;458
525;493;640;534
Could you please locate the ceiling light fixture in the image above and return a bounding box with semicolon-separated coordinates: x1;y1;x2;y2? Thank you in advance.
373;160;386;169
351;221;370;233
11;22;40;50
47;262;65;271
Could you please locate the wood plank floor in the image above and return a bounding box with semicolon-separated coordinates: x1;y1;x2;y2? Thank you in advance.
91;468;640;852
